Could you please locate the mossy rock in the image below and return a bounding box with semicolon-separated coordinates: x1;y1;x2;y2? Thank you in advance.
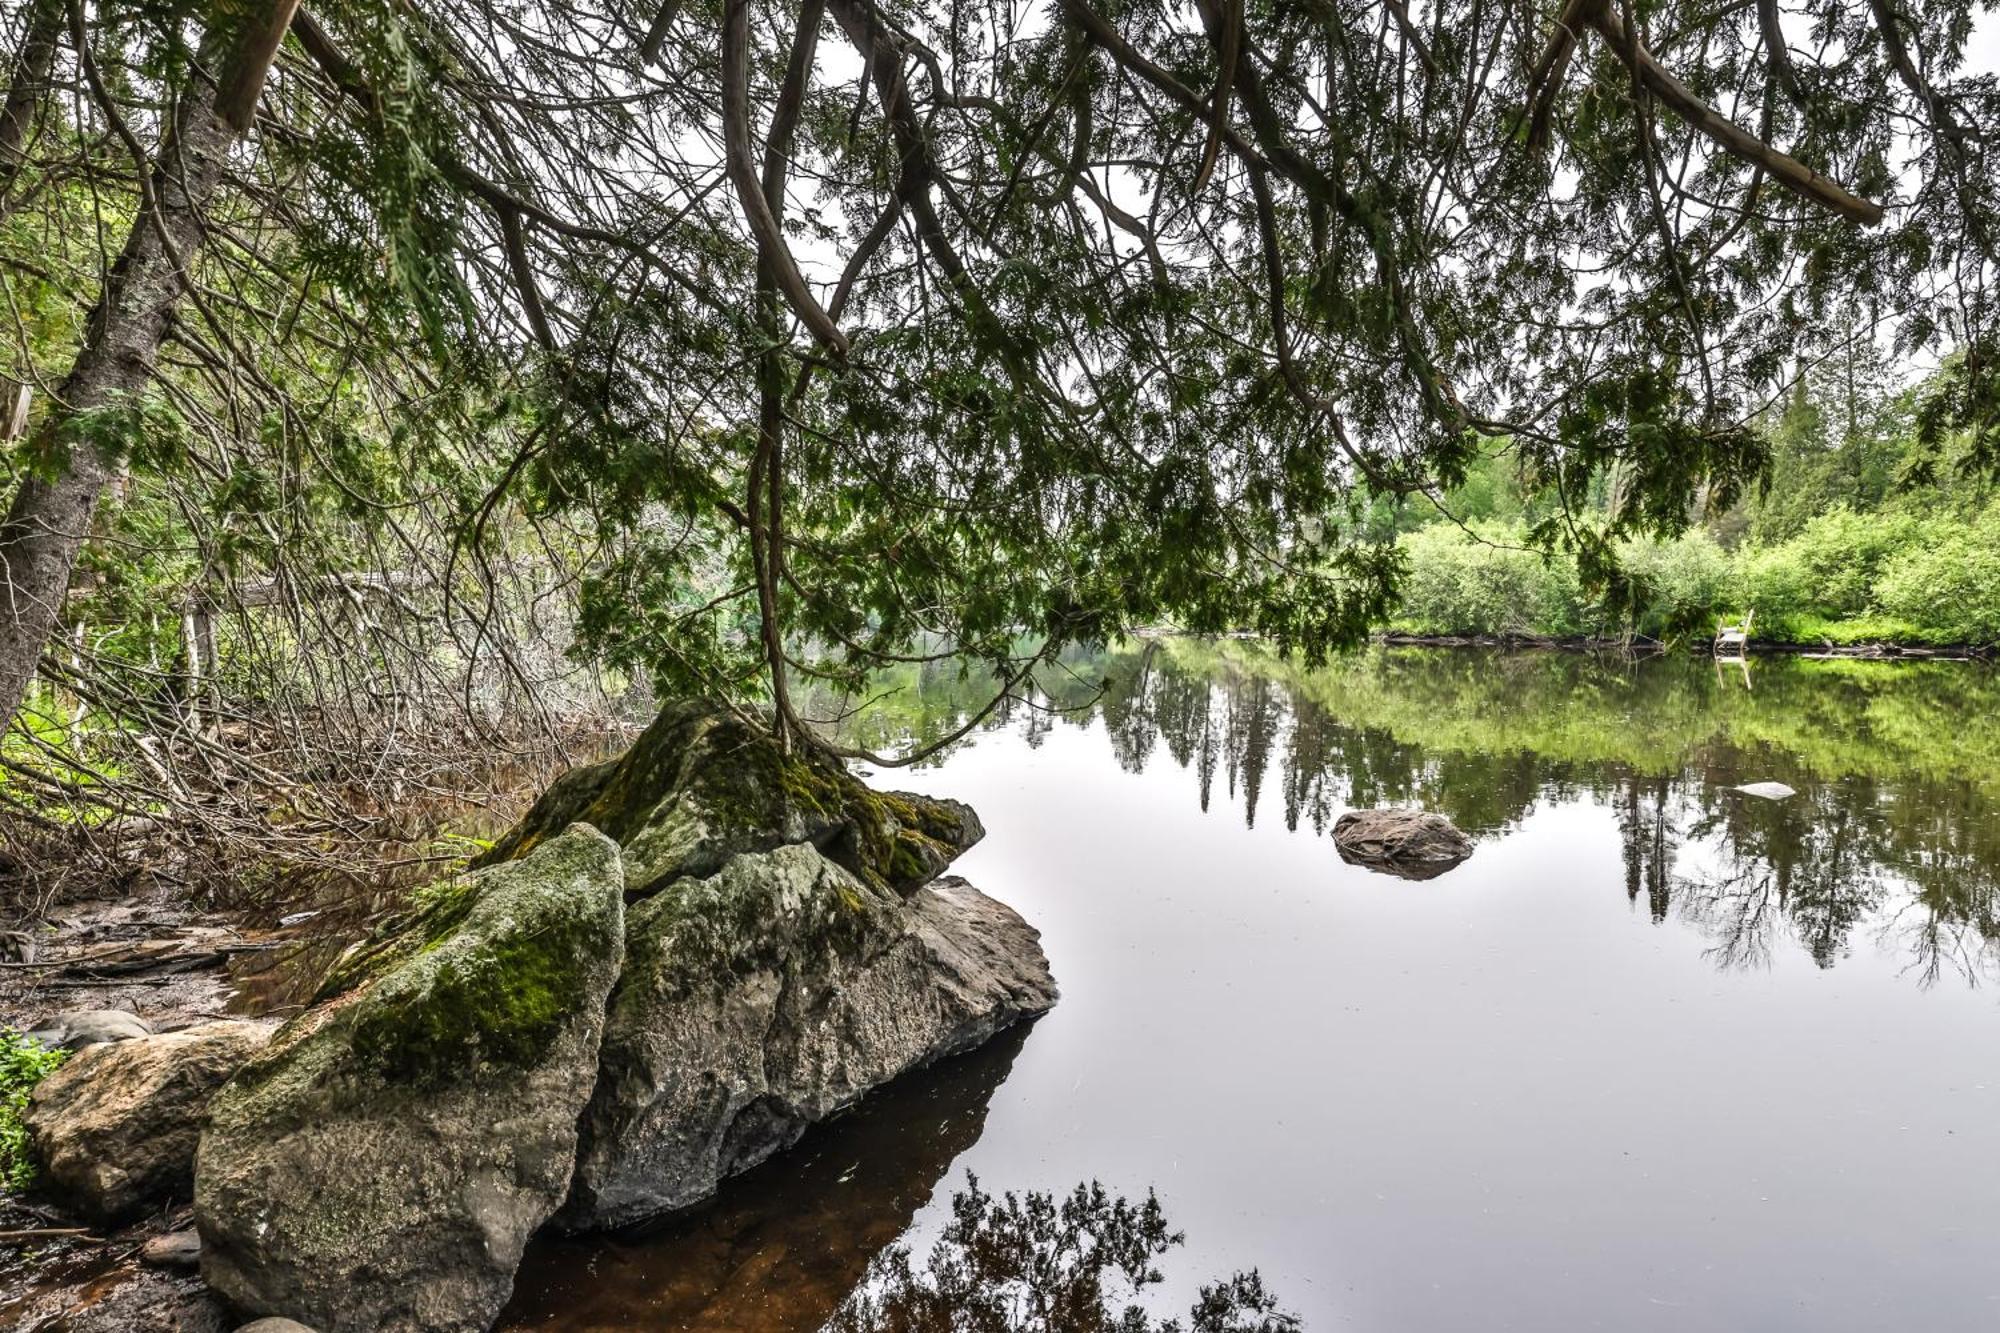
194;825;626;1333
559;844;1058;1230
475;699;983;899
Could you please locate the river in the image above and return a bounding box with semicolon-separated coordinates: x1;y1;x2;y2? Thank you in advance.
502;642;2000;1331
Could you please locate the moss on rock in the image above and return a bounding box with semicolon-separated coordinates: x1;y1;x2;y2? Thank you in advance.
476;700;984;900
195;824;627;1333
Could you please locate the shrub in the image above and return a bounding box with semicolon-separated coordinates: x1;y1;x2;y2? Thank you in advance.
1619;531;1733;639
1;1028;65;1193
1874;510;2000;644
1391;524;1582;636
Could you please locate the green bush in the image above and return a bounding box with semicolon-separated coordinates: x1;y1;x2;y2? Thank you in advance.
1874;510;2000;644
1382;502;2000;647
1619;531;1733;639
1;1028;65;1193
1391;524;1582;636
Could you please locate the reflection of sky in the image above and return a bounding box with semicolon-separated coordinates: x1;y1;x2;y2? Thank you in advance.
880;715;2000;1332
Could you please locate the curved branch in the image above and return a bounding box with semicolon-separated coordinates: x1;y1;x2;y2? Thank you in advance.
1587;3;1884;225
722;0;849;357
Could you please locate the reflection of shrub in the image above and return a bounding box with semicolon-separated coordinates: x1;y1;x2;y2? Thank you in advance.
1;1028;66;1192
828;1175;1300;1333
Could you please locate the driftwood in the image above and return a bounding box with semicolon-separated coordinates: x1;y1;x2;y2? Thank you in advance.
0;938;275;978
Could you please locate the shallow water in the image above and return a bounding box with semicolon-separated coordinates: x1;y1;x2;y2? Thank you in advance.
503;644;2000;1330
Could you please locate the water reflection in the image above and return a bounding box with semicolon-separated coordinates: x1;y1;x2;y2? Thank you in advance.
826;1177;1299;1333
809;642;2000;985
500;1026;1031;1331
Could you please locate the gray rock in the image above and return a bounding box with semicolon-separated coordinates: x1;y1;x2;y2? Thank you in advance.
1334;807;1475;881
559;846;1056;1231
1735;781;1797;800
141;1227;203;1270
194;825;626;1333
474;699;983;899
237;1322;319;1333
24;1020;271;1223
24;1009;153;1050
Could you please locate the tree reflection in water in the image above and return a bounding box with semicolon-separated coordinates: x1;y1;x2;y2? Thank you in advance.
827;1178;1298;1333
802;640;2000;985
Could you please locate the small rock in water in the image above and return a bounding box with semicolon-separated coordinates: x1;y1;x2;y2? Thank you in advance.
1333;808;1474;881
1735;781;1797;800
141;1228;203;1270
24;1009;153;1051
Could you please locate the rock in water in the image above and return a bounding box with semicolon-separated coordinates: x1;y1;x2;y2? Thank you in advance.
474;699;983;899
1333;808;1474;881
1735;781;1797;800
25;1020;272;1223
194;826;625;1333
559;849;1057;1231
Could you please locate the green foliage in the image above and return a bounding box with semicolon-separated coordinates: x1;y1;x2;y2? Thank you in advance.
1875;515;2000;645
0;1028;65;1193
1389;524;1583;637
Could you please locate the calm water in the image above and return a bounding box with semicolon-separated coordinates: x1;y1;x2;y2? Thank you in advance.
504;644;2000;1331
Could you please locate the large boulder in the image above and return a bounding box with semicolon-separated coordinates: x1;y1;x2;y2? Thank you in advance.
474;700;982;899
25;1019;271;1223
194;825;625;1333
1333;807;1474;880
559;847;1056;1231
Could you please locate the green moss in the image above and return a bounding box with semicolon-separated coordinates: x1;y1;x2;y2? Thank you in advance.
225;829;622;1116
312;867;486;1003
345;906;595;1083
482;700;978;900
619;844;888;1005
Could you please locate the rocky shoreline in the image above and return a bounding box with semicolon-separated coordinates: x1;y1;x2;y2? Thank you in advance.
8;700;1057;1332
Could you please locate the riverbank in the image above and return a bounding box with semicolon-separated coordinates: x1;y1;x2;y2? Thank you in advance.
1373;630;1993;660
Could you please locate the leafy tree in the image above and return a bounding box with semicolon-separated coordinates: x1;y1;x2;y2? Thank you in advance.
0;0;1993;773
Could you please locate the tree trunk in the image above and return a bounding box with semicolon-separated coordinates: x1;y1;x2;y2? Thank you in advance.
0;0;63;209
0;0;299;738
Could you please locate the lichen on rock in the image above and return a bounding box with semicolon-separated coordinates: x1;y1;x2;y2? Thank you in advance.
559;845;1057;1231
22;1019;270;1222
194;824;626;1333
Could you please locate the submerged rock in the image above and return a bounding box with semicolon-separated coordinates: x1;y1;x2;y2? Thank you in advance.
194;825;625;1333
1735;781;1797;800
475;699;982;899
25;1009;153;1050
1333;807;1474;881
559;848;1056;1231
25;1019;271;1223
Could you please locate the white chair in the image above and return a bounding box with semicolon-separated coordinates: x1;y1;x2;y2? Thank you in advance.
1715;608;1754;656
